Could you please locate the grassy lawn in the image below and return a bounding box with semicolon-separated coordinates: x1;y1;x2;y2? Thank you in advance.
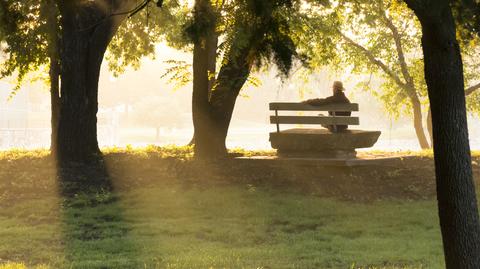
1;146;473;268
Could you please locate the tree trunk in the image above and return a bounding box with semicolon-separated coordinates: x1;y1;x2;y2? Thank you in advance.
191;0;225;158
192;31;221;157
191;0;268;159
406;1;480;267
207;47;251;154
410;96;430;149
193;36;252;158
191;40;213;156
188;31;218;147
56;2;129;162
45;0;60;153
427;106;433;146
49;54;60;153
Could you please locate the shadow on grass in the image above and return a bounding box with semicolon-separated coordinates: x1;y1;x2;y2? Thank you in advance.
0;148;444;268
57;158;140;269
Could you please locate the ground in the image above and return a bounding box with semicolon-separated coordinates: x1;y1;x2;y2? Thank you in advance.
1;146;479;269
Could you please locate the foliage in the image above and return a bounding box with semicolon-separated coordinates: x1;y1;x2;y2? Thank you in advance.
160;59;263;95
452;0;480;43
103;144;195;159
225;0;302;77
106;0;190;76
104;0;303;105
297;0;480;117
0;1;168;96
0;148;50;160
304;1;419;117
0;1;56;97
160;59;192;91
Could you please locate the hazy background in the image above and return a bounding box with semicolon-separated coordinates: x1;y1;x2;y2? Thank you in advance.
1;44;480;151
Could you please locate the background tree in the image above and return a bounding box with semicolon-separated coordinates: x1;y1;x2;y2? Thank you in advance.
297;0;480;149
188;0;301;158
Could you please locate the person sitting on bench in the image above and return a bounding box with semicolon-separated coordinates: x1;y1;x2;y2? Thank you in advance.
302;81;351;132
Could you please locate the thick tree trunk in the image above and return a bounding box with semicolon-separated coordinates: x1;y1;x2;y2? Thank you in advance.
57;19;101;161
188;31;218;147
207;48;251;154
56;2;128;162
192;37;251;158
45;0;60;153
192;0;213;158
49;55;60;153
427;106;433;146
410;96;430;149
192;33;222;157
191;0;226;158
191;0;268;159
406;1;480;267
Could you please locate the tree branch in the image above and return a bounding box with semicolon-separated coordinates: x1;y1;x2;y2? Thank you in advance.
381;10;415;89
338;30;411;93
466;82;480;96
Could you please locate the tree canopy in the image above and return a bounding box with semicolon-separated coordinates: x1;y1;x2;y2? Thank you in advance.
291;0;480;148
0;1;57;95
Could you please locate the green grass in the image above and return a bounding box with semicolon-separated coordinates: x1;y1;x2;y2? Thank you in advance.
0;185;443;268
0;146;465;268
10;145;480;160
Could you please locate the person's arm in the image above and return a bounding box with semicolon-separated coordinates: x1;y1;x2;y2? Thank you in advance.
302;96;335;106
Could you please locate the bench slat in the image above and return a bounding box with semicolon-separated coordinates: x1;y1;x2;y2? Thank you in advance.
270;116;359;125
269;102;359;112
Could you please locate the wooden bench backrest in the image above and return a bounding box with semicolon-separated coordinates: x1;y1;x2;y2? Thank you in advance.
269;102;359;112
269;102;360;132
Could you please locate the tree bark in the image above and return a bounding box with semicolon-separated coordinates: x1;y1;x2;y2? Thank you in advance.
188;31;218;147
192;38;219;157
410;95;430;149
56;1;131;162
427;106;433;146
49;54;60;153
45;0;60;153
192;0;216;158
192;30;251;158
207;47;251;154
405;1;480;267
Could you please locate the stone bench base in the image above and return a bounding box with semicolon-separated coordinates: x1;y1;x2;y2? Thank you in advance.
270;128;381;159
277;149;357;158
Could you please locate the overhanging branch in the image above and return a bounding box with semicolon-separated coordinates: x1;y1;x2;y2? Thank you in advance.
338;30;411;93
466;82;480;96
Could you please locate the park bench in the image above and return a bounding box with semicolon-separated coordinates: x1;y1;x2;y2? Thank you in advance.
269;102;381;158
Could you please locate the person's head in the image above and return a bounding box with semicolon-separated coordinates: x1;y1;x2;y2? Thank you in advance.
332;81;344;94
